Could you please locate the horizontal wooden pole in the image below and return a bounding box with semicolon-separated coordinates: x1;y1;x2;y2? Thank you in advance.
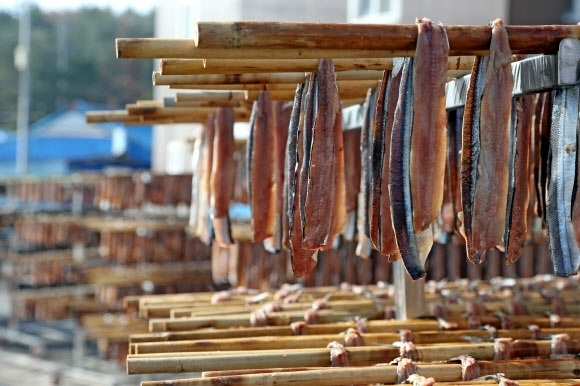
125;104;249;117
160;57;475;75
148;308;382;332
131;327;580;354
137;359;580;385
193;21;580;54
86;109;250;124
168;80;379;91
175;91;246;102
127;340;564;374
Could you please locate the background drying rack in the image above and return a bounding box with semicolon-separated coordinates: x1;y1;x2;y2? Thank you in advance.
85;21;580;321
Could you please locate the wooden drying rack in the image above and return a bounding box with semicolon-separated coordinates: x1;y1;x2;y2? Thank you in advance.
86;21;580;320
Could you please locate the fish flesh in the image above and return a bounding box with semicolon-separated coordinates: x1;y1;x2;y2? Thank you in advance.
286;81;318;277
267;101;292;251
538;92;552;225
342;128;361;241
461;19;513;263
210;107;236;246
320;106;347;251
379;61;404;257
547;85;580;276
440;109;461;236
196;114;216;245
302;59;341;249
356;88;376;258
389;57;432;280
410;17;449;232
505;95;534;264
369;70;391;249
247;91;276;243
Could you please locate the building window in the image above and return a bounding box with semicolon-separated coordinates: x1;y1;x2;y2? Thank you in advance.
379;0;390;13
358;0;371;16
348;0;401;23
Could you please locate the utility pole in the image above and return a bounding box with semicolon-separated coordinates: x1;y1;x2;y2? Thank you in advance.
15;2;31;175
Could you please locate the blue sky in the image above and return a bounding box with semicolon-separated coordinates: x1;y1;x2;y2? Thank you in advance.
0;0;158;14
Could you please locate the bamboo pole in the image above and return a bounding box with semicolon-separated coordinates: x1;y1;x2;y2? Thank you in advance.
126;340;566;374
131;327;580;354
168;80;379;91
148;308;383;332
138;359;580;385
175;91;247;102
86;109;251;124
193;21;580;54
153;70;385;86
158;56;475;75
125;105;249;117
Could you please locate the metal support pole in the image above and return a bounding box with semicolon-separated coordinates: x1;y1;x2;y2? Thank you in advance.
15;3;31;175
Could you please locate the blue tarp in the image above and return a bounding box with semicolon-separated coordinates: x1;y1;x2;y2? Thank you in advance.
0;100;152;174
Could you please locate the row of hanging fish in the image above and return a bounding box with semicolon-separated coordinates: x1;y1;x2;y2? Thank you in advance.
190;108;236;247
194;17;580;280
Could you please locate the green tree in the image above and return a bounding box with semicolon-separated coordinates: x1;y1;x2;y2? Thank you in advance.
0;6;154;131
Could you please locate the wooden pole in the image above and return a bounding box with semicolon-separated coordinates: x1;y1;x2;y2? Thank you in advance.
168;80;379;91
148;308;383;332
86;109;250;124
193;21;580;53
125;105;249;117
131;327;580;354
126;341;567;374
137;359;580;385
157;56;475;74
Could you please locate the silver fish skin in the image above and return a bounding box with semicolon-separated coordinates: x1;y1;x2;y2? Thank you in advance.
547;85;580;277
389;57;430;280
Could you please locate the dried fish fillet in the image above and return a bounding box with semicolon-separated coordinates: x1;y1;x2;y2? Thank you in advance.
505;95;534;264
461;19;513;263
356;88;377;258
286;82;318;277
196;114;216;245
379;62;403;257
303;59;341;249
247;92;276;243
547;85;580;276
342;128;361;242
210;108;236;246
390;57;432;280
410;17;449;232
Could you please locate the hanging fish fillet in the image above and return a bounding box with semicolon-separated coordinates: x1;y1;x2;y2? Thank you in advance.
505;95;534;264
189;136;202;231
302;59;341;249
356;88;376;258
440;109;461;236
410;17;449;232
299;73;318;248
389;57;432;280
379;62;404;257
247;91;276;243
369;71;391;249
342;128;361;242
284;83;304;254
196;114;216;245
461;19;513;263
267;101;292;251
547;85;580;277
320;106;347;251
210;107;235;246
286;82;318;277
538;92;553;225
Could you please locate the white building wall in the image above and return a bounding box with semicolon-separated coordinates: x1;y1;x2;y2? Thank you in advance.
347;0;508;24
153;0;347;173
